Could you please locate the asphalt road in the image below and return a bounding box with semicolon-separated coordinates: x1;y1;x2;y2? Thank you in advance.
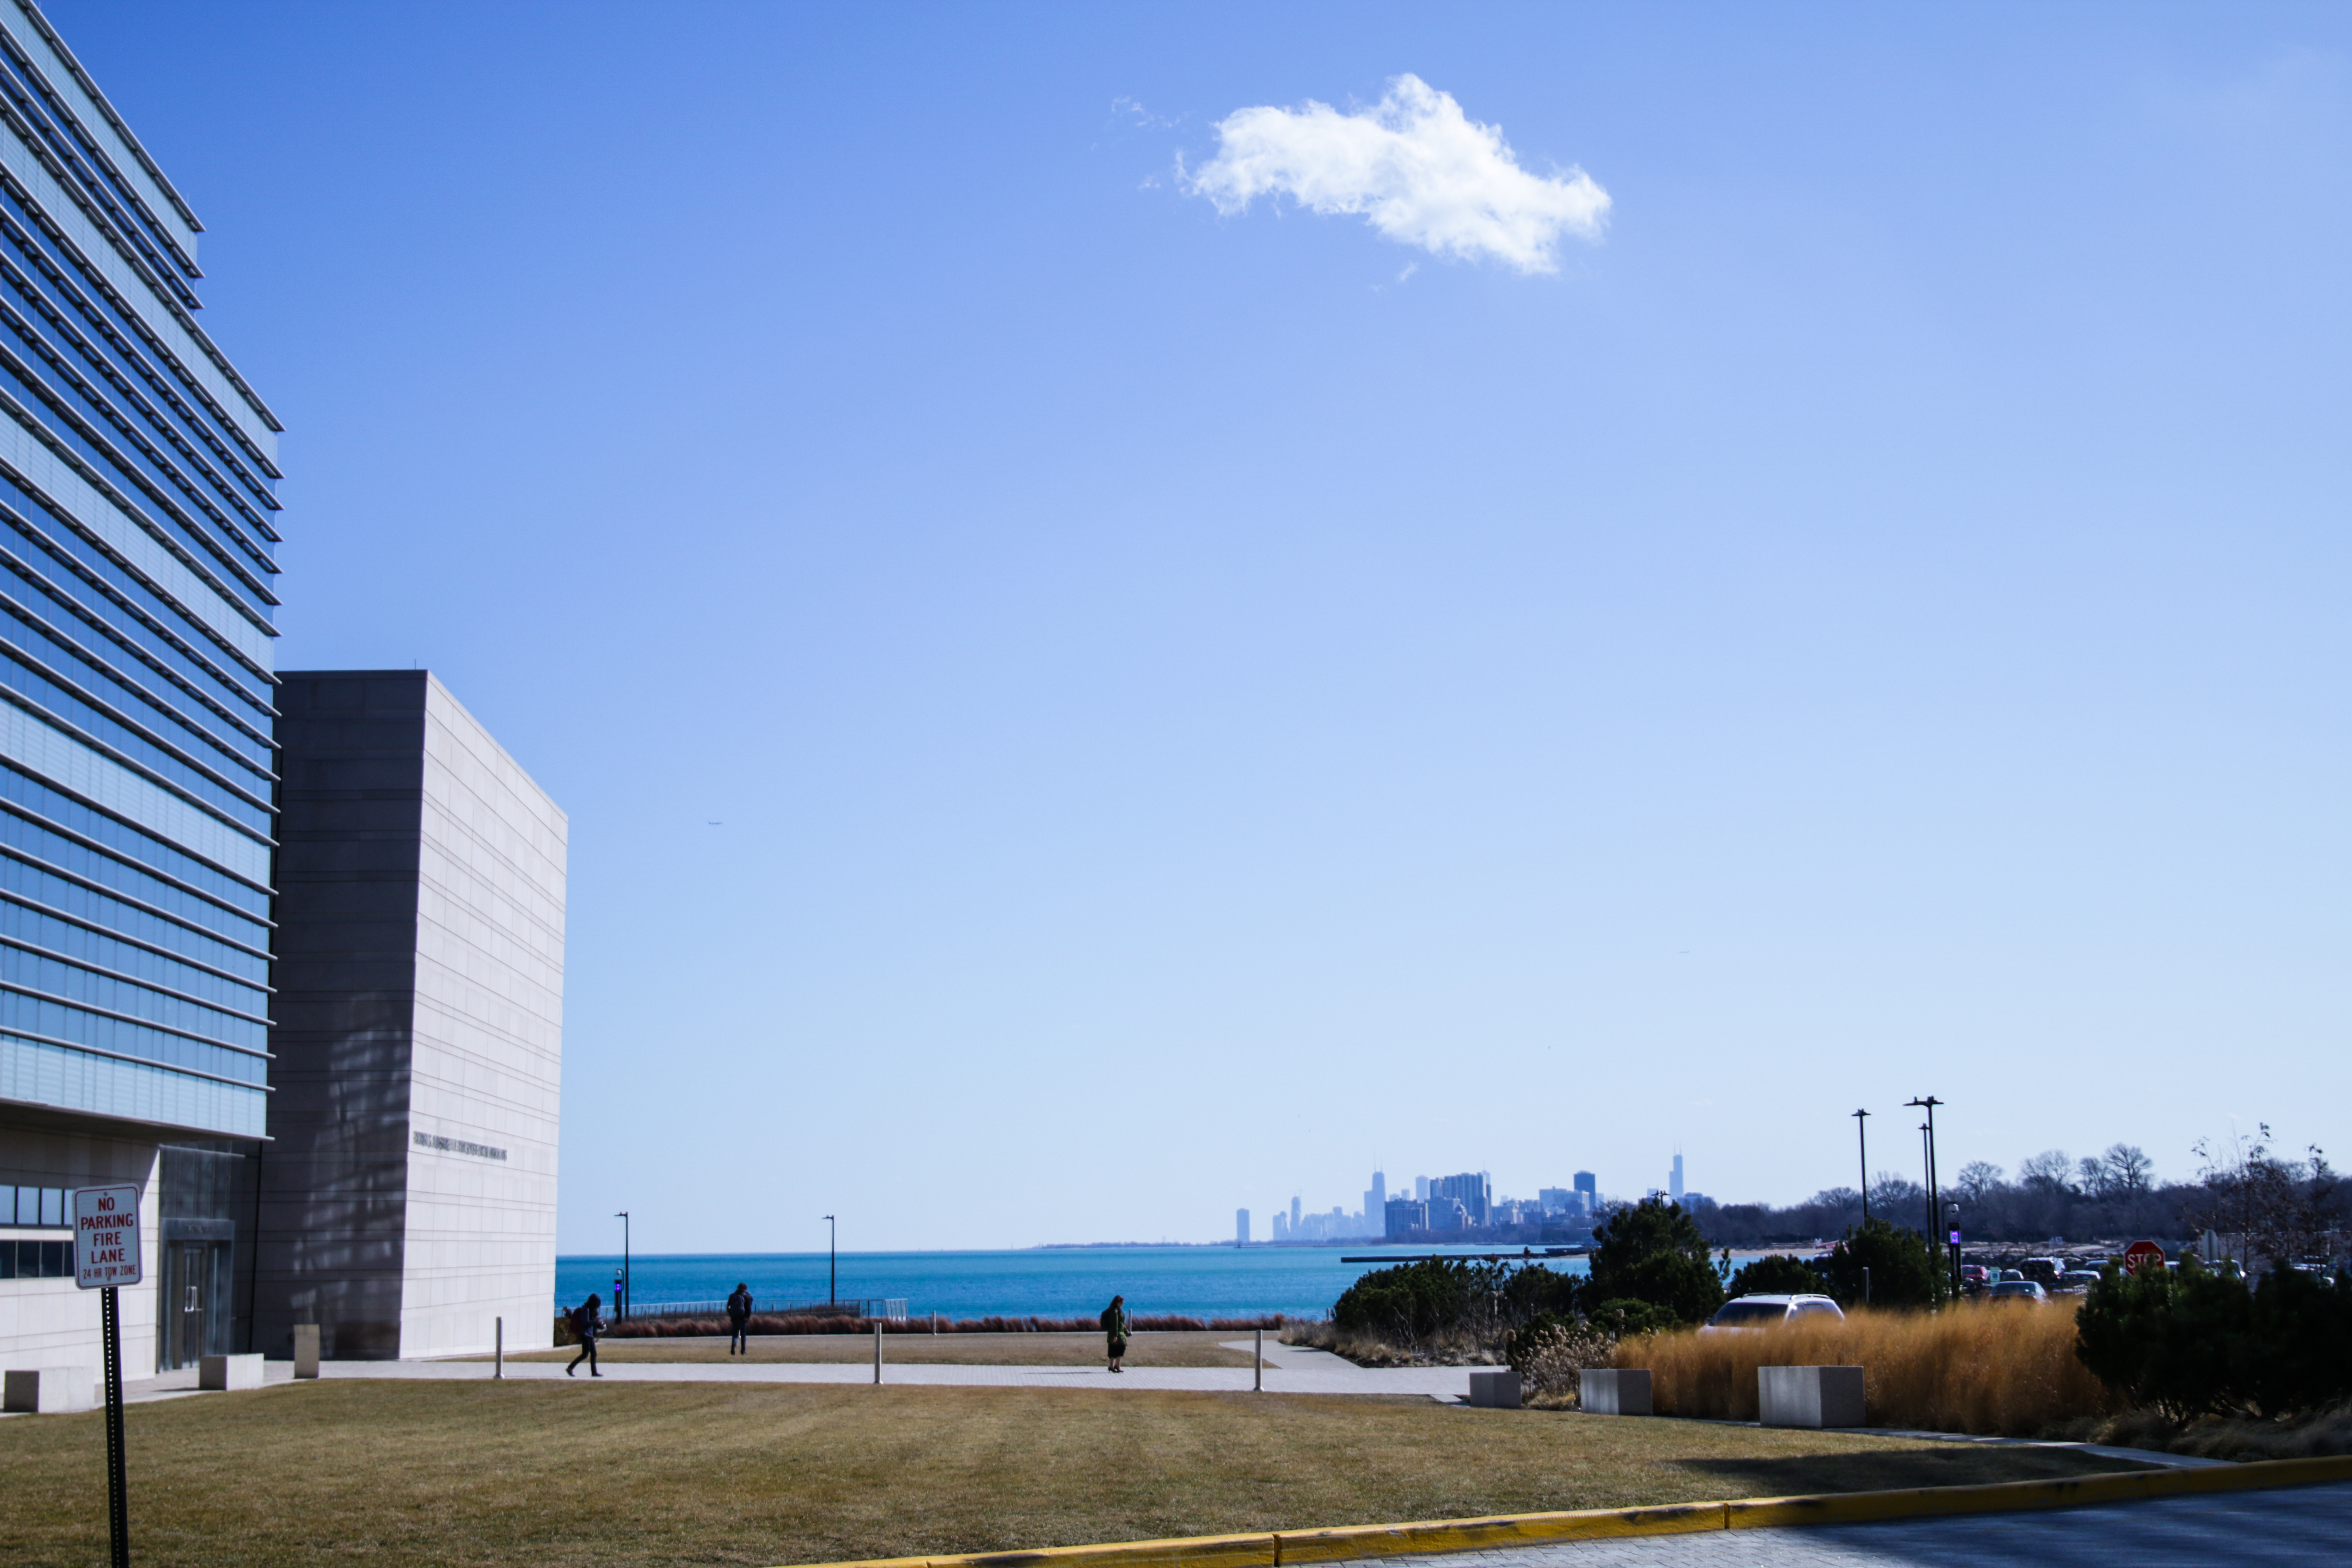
1360;1482;2352;1566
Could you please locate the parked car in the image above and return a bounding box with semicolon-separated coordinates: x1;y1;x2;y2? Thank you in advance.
1959;1264;1993;1288
2055;1271;2102;1295
2019;1258;2067;1287
1988;1280;2049;1304
1700;1294;1847;1332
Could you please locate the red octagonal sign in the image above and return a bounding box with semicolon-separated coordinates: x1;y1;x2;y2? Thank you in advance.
2123;1239;2165;1276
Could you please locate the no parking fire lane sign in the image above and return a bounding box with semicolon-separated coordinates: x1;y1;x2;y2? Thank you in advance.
73;1185;143;1289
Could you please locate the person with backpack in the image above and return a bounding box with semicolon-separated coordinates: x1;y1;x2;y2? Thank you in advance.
567;1292;603;1377
726;1283;753;1355
1099;1293;1130;1374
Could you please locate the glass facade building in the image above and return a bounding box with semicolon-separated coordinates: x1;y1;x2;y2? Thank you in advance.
0;1;281;1143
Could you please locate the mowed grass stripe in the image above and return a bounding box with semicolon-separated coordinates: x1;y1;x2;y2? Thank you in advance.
0;1379;2155;1568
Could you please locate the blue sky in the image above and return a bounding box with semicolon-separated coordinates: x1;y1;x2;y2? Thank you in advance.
52;3;2352;1252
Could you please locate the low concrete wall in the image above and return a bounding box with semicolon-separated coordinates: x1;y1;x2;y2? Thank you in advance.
1759;1364;1866;1428
199;1353;263;1391
1466;1369;1520;1409
3;1364;93;1412
1578;1368;1651;1415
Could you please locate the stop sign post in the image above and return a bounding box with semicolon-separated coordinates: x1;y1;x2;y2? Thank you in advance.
2123;1240;2165;1277
74;1184;139;1568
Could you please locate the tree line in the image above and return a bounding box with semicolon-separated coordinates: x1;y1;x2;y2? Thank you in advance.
1682;1128;2344;1250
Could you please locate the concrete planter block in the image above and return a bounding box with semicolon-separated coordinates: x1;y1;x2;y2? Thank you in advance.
199;1353;264;1392
1578;1368;1652;1415
292;1324;320;1378
1467;1369;1522;1409
1758;1364;1867;1428
3;1366;95;1413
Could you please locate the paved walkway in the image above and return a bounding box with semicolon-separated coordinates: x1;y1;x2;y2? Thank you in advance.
1348;1481;2352;1566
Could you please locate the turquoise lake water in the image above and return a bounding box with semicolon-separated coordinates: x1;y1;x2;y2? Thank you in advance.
554;1245;1592;1320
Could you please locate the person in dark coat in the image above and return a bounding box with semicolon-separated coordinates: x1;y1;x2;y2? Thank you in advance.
726;1283;754;1355
1100;1293;1130;1373
567;1292;603;1377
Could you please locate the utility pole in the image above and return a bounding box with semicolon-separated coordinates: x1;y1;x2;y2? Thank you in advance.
614;1211;630;1320
1852;1109;1872;1225
825;1214;836;1306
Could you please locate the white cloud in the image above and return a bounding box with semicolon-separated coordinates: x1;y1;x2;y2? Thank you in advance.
1186;75;1609;274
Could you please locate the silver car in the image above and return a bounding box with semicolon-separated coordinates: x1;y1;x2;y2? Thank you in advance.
1700;1293;1846;1331
1988;1279;2049;1304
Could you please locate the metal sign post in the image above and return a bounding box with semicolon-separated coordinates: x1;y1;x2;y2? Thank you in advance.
74;1183;142;1568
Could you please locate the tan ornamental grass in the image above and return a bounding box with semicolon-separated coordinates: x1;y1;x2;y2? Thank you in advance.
1609;1302;2126;1436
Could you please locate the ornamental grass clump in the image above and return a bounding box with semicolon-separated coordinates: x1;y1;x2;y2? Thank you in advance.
1611;1302;2122;1436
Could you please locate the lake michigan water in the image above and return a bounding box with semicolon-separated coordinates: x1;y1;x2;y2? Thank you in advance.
554;1245;1594;1320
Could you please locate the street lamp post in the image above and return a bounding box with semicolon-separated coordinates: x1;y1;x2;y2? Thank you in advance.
1907;1096;1944;1296
1851;1109;1872;1225
824;1215;836;1307
615;1211;630;1321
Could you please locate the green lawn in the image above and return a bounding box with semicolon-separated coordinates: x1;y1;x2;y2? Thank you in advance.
0;1378;2154;1568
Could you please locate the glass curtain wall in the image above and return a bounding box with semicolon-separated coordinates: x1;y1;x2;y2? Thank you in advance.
0;6;282;1145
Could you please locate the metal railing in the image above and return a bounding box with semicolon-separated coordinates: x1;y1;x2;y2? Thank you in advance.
616;1297;909;1322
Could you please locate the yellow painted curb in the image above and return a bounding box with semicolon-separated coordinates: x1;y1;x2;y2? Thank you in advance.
787;1452;2352;1568
1274;1502;1723;1564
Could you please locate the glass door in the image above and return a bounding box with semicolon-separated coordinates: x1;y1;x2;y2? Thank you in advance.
160;1240;233;1370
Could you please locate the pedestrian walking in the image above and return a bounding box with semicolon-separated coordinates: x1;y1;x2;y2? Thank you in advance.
1100;1293;1130;1373
567;1292;603;1377
726;1282;754;1355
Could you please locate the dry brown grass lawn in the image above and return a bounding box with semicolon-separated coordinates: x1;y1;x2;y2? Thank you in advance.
492;1330;1260;1369
1;1378;2152;1568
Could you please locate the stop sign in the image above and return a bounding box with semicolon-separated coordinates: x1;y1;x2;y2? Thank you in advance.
2123;1240;2165;1276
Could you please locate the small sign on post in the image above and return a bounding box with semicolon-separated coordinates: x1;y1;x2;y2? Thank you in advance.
74;1184;140;1568
2123;1240;2165;1277
74;1184;143;1288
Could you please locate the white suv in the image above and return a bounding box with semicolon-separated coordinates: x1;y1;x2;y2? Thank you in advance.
1700;1294;1846;1332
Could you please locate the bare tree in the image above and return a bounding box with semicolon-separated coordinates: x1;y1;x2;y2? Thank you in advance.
2017;1150;2074;1194
2183;1125;2339;1271
1954;1161;2004;1202
2076;1156;2110;1199
2101;1143;2154;1195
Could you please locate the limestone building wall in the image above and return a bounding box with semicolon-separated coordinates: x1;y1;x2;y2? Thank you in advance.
398;679;566;1357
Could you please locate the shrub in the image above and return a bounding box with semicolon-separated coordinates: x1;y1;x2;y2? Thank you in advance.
1584;1197;1727;1326
1616;1302;2119;1433
1584;1298;1680;1340
1507;1314;1616;1404
1332;1259;1576;1348
1726;1253;1825;1298
2076;1260;2352;1418
1816;1217;1948;1308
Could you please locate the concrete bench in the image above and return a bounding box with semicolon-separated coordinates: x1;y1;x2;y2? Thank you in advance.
3;1366;94;1413
199;1353;264;1391
1466;1369;1521;1408
1578;1367;1651;1415
1758;1364;1866;1427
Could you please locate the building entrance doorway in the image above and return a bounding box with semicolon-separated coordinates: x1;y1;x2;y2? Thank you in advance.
161;1239;233;1370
